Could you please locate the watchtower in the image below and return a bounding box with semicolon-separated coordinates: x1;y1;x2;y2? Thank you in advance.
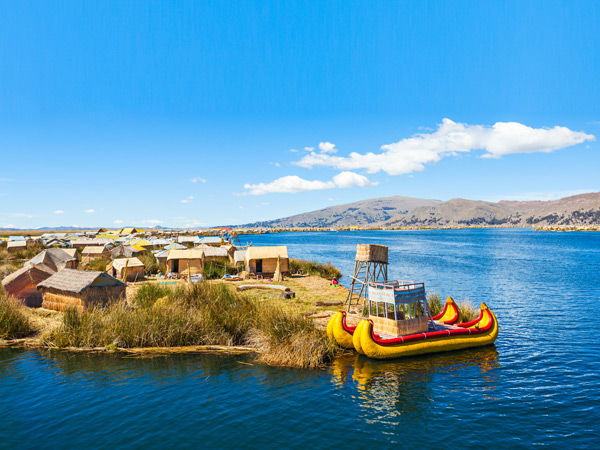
345;244;388;312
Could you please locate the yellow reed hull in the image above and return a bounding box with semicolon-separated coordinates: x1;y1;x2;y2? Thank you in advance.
326;311;355;349
357;305;498;360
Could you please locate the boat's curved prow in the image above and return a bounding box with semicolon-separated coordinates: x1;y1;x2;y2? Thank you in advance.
326;311;356;349
432;297;460;324
358;303;499;360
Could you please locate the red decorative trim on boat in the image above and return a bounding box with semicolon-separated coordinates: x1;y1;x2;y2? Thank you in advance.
457;310;484;328
340;311;357;333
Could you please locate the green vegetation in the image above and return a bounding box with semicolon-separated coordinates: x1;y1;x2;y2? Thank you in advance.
130;283;172;308
203;261;237;280
289;259;342;280
43;282;335;369
456;299;479;322
427;292;443;316
427;292;479;322
80;258;108;272
138;252;167;276
0;294;32;340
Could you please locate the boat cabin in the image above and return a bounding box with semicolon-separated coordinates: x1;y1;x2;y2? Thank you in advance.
367;281;431;337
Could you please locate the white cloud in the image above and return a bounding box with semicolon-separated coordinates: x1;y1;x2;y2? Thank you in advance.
181;196;194;204
289;148;299;153
53;210;64;215
295;119;595;175
85;209;95;213
113;219;123;224
242;171;375;195
244;176;335;195
303;147;314;152
318;142;337;153
191;177;206;183
10;213;33;218
332;171;377;188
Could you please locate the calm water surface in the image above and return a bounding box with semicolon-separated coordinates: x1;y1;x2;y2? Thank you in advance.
1;229;599;449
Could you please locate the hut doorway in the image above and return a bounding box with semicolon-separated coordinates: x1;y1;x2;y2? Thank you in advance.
171;260;179;273
256;259;263;273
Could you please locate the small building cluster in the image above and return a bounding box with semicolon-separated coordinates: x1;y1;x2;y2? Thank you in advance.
2;227;291;311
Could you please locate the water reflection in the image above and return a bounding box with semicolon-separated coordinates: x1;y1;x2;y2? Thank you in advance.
331;347;500;417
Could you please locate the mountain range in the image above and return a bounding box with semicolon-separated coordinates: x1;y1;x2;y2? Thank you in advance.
243;192;600;228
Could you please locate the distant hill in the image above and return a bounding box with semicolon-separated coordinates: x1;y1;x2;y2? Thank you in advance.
242;192;600;228
243;196;441;228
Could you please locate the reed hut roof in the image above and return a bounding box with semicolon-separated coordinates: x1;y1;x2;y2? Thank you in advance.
109;257;145;270
72;239;98;246
110;244;141;258
165;243;186;251
82;246;107;255
7;241;27;249
177;236;199;244
96;238;115;245
196;245;228;258
62;248;78;258
245;246;288;260
196;236;222;245
37;269;125;294
2;263;55;289
27;249;77;272
167;249;205;261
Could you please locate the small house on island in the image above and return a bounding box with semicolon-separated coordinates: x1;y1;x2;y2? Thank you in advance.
2;263;55;307
166;249;204;276
81;246;110;263
7;240;27;253
27;248;78;272
37;269;126;312
106;257;145;281
196;245;229;264
244;246;289;277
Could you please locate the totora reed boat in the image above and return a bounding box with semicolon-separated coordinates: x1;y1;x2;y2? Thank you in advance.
327;283;498;360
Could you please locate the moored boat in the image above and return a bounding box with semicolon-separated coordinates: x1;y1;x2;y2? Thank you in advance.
327;280;498;360
354;302;498;359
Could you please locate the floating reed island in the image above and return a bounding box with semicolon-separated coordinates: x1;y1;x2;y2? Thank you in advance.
1;229;483;368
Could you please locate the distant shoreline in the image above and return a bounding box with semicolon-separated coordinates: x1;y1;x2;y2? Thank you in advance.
2;225;600;236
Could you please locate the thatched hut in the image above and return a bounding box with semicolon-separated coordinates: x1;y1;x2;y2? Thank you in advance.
196;236;223;247
27;248;78;271
244;246;289;277
106;257;145;281
196;245;229;264
154;249;169;265
62;248;79;260
2;263;55;307
71;239;98;249
81;246;110;263
37;269;126;312
166;249;205;276
7;240;27;253
110;244;143;258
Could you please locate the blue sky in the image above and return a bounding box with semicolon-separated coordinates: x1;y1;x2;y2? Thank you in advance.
0;0;598;229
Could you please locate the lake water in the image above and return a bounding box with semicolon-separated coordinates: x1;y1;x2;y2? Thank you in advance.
2;229;599;449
